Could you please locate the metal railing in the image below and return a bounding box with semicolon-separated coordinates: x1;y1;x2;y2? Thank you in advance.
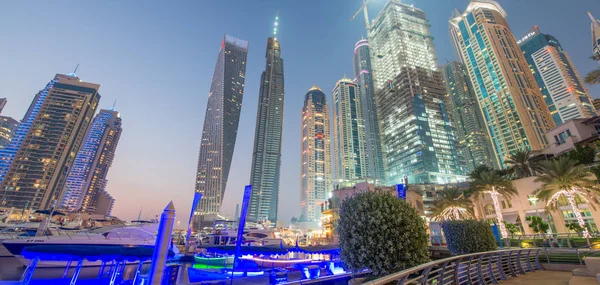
363;248;542;285
0;229;155;242
507;233;599;248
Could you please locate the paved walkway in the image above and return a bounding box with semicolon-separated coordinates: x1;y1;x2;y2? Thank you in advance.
500;271;572;285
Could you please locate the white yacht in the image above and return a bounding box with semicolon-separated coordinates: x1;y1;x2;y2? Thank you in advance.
198;220;288;247
2;223;178;267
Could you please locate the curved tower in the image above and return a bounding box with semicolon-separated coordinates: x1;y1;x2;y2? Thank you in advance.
61;108;122;214
300;86;331;223
352;39;386;184
193;35;248;230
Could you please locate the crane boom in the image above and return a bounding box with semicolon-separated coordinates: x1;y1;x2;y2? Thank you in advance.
350;0;371;30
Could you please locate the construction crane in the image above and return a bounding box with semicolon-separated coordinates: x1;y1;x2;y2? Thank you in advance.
351;0;372;30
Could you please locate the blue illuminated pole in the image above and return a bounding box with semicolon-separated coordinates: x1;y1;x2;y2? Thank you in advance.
232;185;252;281
148;201;176;285
185;192;202;254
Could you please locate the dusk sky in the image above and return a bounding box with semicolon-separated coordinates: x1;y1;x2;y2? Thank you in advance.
1;0;598;225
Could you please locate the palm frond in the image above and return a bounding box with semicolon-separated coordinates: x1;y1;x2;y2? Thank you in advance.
585;69;600;85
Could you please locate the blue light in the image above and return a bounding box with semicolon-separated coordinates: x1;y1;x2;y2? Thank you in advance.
396;184;406;201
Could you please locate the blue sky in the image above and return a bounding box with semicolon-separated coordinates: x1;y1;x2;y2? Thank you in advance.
0;0;598;225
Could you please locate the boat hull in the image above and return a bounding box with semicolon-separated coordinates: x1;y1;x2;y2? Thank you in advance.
3;239;155;268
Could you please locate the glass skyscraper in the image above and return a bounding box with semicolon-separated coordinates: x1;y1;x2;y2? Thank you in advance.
193;35;248;230
332;77;367;181
301;86;331;223
449;1;555;167
352;39;385;184
519;26;596;125
0;74;100;210
442;61;498;172
61;108;122;214
368;0;464;184
248;35;285;224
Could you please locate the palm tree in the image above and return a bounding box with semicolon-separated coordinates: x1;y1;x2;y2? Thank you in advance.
585;54;600;85
534;157;600;237
470;170;518;238
431;188;474;221
505;150;538;178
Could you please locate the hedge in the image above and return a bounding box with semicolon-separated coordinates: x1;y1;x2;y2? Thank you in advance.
441;220;497;255
336;191;429;277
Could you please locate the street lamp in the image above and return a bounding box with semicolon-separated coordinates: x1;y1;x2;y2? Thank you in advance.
528;195;540;216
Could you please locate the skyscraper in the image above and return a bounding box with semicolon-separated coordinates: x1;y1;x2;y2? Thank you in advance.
442;61;498;172
301;86;331;223
519;26;596;125
332;77;367;181
352;39;386;183
61;108;122;214
0;98;6;114
0;74;100;210
449;1;555;167
248;15;285;224
0;116;19;149
368;0;464;184
590;11;600;56
193;35;248;230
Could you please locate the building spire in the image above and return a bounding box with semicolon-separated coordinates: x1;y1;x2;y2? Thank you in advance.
273;10;279;40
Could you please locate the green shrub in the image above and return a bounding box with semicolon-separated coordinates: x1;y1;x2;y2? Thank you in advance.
441;220;497;255
336;191;429;277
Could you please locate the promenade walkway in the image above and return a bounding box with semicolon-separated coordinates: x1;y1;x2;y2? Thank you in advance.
499;270;570;285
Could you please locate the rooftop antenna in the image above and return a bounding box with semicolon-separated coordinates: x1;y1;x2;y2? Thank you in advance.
73;63;79;74
273;10;279;40
112;99;117;109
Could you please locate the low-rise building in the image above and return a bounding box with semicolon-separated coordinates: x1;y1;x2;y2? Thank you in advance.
472;176;600;235
320;181;424;244
542;116;600;157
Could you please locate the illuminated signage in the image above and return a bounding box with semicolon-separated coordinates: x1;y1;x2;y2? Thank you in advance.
517;31;538;44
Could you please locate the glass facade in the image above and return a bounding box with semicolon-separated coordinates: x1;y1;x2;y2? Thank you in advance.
519;26;596;125
61;109;122;215
590;12;600;56
449;1;555;168
352;40;386;184
301;87;332;223
332;77;367;181
193;35;248;230
369;0;465;184
0;74;100;210
0;116;19;149
248;37;284;223
442;61;498;172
